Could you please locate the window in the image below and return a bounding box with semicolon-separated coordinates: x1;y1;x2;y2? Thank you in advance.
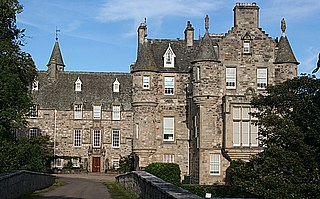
55;158;62;168
163;117;174;141
112;159;120;169
163;154;174;163
112;130;120;148
32;80;39;91
112;106;120;120
135;123;139;139
164;77;174;95
257;68;267;89
93;105;101;119
29;128;38;138
143;76;150;89
233;106;259;147
29;104;38;118
210;154;220;175
226;68;236;89
75;77;82;92
72;158;79;168
163;44;176;68
74;104;82;119
243;41;250;54
74;129;82;147
195;66;200;81
113;78;120;93
93;130;101;148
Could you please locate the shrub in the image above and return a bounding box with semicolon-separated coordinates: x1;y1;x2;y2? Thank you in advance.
119;154;134;173
145;163;181;185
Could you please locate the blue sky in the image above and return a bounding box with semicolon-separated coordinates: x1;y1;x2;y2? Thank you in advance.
17;0;320;75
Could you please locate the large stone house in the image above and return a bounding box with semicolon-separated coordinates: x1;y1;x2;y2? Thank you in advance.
26;2;298;184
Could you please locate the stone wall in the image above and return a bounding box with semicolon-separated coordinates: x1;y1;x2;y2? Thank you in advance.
0;170;55;199
116;171;203;199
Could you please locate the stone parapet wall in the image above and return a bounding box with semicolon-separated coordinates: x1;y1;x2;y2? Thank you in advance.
0;170;55;199
116;171;203;199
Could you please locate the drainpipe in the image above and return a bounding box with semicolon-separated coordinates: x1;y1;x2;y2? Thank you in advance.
54;109;57;166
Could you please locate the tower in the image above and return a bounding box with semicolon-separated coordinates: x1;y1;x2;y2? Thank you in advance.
47;37;65;80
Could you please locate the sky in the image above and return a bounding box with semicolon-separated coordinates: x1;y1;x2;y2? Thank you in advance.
17;0;320;75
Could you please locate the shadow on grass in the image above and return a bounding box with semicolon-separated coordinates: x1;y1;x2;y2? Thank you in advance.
104;182;138;199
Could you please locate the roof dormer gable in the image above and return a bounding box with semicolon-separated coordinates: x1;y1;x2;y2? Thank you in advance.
163;44;176;68
75;77;82;92
113;78;120;93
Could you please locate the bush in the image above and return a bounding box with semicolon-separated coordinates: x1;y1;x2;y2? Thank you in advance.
119;154;134;173
145;163;181;185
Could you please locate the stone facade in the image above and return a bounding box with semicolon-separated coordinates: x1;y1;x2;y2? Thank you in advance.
25;3;298;184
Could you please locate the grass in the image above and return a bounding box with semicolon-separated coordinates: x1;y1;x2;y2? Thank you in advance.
104;182;138;199
18;180;66;199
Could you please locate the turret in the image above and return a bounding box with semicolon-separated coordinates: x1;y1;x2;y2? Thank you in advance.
184;21;194;47
234;2;259;28
47;38;65;80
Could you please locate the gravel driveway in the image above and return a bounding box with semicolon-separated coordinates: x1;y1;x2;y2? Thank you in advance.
38;173;117;199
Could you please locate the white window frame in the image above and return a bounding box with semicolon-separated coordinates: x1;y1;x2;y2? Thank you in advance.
143;76;150;89
135;123;139;139
112;130;120;148
112;159;120;169
112;106;121;120
72;158;80;168
257;68;267;89
29;128;38;138
226;68;236;89
195;66;200;81
243;41;250;54
113;78;120;93
55;158;63;168
164;77;174;95
163;117;174;141
93;105;101;119
74;104;82;119
210;154;220;175
29;104;38;118
74;129;82;147
93;130;101;148
163;44;176;68
163;154;175;163
32;80;39;91
75;77;82;92
232;106;259;147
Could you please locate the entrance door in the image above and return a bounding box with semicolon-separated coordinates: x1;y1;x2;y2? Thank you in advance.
92;157;100;172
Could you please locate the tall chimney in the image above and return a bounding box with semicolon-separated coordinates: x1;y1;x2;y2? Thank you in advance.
234;2;259;28
184;21;194;47
137;21;147;46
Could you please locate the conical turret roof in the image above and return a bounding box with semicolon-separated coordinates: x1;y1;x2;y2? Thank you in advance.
47;39;65;67
132;42;158;72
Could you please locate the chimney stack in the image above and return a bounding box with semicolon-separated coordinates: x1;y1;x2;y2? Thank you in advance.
184;21;194;47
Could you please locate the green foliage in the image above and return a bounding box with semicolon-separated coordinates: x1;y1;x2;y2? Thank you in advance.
0;136;52;173
0;0;37;140
145;163;181;185
228;76;320;199
119;154;134;173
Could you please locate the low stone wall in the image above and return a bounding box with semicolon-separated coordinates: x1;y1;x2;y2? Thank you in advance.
116;171;203;199
0;170;55;199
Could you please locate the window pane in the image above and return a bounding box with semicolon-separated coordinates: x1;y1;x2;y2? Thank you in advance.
210;154;220;175
164;77;174;95
233;122;240;146
242;122;250;146
112;106;120;120
74;129;82;147
93;106;101;119
163;117;174;141
251;124;259;147
93;130;101;148
242;107;250;120
226;68;236;89
74;104;82;119
257;68;267;89
233;106;241;120
112;130;120;148
143;76;150;89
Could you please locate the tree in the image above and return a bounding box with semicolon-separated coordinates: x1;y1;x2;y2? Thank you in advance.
228;76;320;199
0;0;37;140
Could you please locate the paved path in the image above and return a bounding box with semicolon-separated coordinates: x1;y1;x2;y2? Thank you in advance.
38;173;117;199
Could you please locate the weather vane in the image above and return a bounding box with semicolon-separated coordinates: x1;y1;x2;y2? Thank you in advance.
55;27;61;41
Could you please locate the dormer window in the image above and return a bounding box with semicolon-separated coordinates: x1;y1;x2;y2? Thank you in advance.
163;44;176;68
32;80;39;91
75;77;82;92
113;78;120;93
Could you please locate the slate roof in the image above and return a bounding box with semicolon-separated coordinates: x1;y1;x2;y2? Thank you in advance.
132;39;201;73
193;31;219;62
47;40;65;67
275;35;299;64
32;71;132;111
